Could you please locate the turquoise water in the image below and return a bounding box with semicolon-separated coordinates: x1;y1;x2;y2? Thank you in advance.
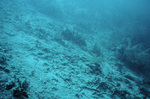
0;0;150;98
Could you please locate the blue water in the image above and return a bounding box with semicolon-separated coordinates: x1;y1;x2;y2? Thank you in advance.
0;0;150;98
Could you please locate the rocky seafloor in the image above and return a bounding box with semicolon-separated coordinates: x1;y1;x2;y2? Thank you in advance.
0;1;150;99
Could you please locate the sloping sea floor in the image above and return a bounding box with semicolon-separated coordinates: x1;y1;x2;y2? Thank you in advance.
0;1;150;99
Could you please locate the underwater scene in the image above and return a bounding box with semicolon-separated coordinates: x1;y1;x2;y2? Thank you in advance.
0;0;150;98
